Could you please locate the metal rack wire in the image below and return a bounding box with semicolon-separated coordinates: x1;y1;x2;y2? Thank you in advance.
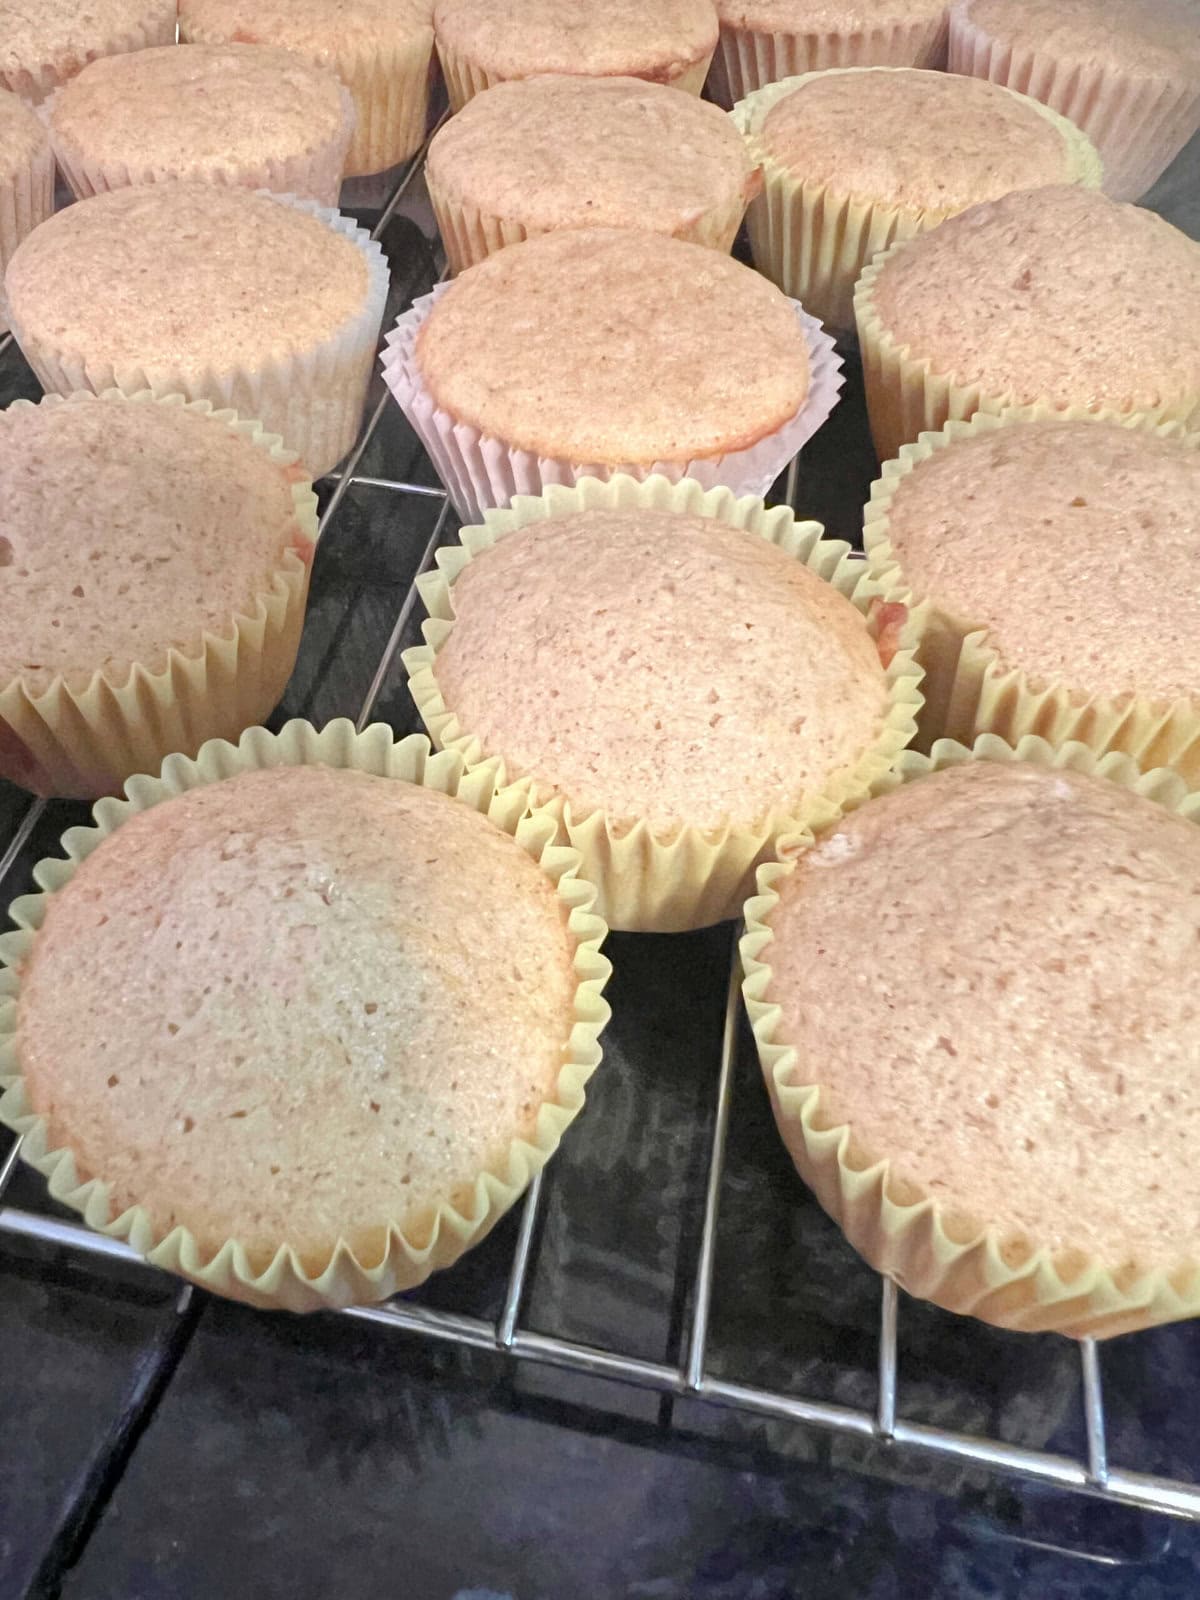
1;131;1199;1535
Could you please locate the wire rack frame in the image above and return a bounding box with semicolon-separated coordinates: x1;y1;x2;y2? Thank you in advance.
0;131;1198;1533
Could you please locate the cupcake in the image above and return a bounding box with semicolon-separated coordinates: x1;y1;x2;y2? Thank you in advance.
426;75;762;275
0;90;53;334
179;0;436;177
402;475;923;932
0;0;177;104
382;227;842;520
0;720;611;1311
46;45;357;206
5;183;390;480
855;184;1200;464
949;0;1200;202
0;390;319;800
863;412;1200;775
711;0;950;107
433;0;719;111
733;67;1101;335
742;738;1200;1339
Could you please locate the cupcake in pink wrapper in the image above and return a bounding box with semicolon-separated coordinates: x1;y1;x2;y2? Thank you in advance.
949;0;1200;202
0;90;53;334
0;0;177;103
380;227;842;521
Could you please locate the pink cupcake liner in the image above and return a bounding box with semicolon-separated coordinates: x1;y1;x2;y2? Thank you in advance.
380;285;844;520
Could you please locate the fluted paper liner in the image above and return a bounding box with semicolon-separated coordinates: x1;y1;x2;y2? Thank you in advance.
0;390;319;801
949;0;1200;203
862;407;1200;772
381;287;844;521
436;37;713;114
402;474;924;932
0;718;613;1312
8;192;390;481
732;69;1101;335
741;732;1200;1340
0;1;177;104
708;11;948;109
179;18;435;177
45;76;358;206
854;241;1200;465
0;124;53;334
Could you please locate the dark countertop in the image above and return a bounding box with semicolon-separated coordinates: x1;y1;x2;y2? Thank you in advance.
2;129;1199;1600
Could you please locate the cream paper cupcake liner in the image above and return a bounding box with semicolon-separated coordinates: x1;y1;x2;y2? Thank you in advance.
0;130;54;335
44;78;358;207
8;193;390;481
708;12;948;109
0;717;612;1312
381;286;844;521
0;1;177;104
179;19;435;178
853;241;1200;465
741;732;1200;1340
862;407;1200;772
427;174;752;277
435;37;714;114
732;69;1101;335
0;390;319;802
402;473;925;933
948;0;1200;203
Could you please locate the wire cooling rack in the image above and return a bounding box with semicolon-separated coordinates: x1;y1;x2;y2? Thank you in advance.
1;126;1199;1553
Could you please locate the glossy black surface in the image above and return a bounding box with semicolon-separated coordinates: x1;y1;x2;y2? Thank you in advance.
1;136;1199;1599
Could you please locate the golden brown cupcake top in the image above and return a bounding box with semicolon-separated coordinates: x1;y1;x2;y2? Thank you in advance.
5;184;370;378
882;419;1200;703
179;0;435;55
17;765;577;1273
959;0;1200;79
0;396;308;694
0;86;47;182
0;0;177;95
433;0;719;83
870;185;1200;414
427;75;758;237
416;227;810;463
766;759;1200;1269
719;0;947;30
433;508;890;831
48;45;354;181
760;69;1082;212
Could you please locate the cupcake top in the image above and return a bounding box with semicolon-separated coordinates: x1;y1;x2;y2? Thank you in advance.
0;396;310;695
0;0;177;98
416;227;810;464
757;69;1086;212
766;758;1200;1267
869;185;1200;415
719;0;948;29
426;74;758;237
5;184;371;378
958;0;1200;79
47;45;355;185
433;0;719;83
16;764;578;1272
880;419;1200;703
0;86;47;182
179;0;436;55
432;509;891;831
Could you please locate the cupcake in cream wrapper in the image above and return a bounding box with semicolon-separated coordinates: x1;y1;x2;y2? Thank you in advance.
4;184;390;480
0;89;53;334
854;183;1200;463
742;734;1200;1340
732;67;1101;336
0;718;612;1312
402;474;924;933
0;390;320;801
381;228;843;521
0;0;177;104
862;409;1200;775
